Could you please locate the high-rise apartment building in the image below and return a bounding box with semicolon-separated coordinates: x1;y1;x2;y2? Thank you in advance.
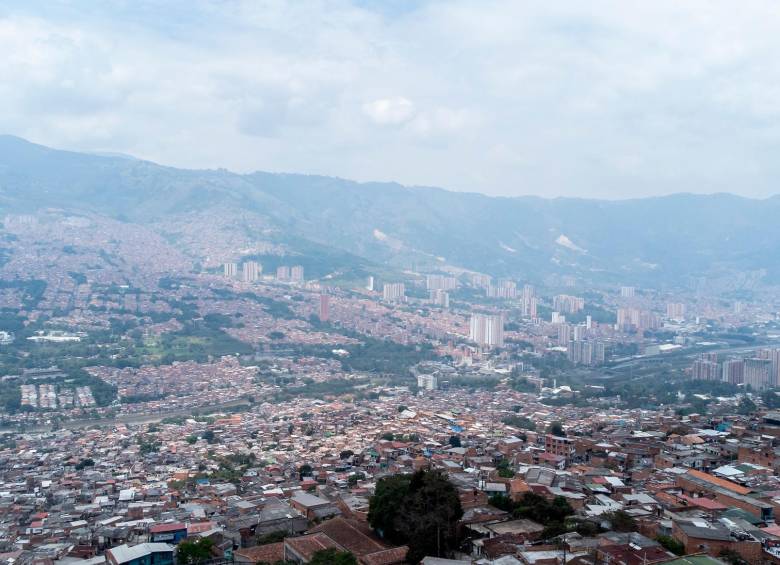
557;323;572;346
366;276;375;291
470;273;492;289
429;289;450;308
469;313;504;348
617;308;659;331
426;275;458;291
568;340;605;366
553;294;584;314
487;280;517;299
223;262;238;278
382;283;406;302
667;303;686;320
523;297;538;318
722;358;745;385
290;265;304;283
620;286;635;298
758;348;780;387
276;266;291;281
242;261;261;282
319;294;330;322
692;357;720;381
744;358;772;390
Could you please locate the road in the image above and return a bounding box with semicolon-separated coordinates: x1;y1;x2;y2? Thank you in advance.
0;398;252;433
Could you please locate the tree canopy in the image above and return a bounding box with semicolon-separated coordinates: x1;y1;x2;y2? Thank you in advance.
368;470;463;563
176;538;214;565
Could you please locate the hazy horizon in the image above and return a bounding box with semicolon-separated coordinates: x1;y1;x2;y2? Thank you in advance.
3;1;780;199
7;133;780;203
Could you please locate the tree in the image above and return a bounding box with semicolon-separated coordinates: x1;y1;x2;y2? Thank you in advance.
368;474;410;542
202;430;216;443
176;539;214;564
548;421;566;437
299;463;313;480
496;459;514;478
604;510;637;533
512;493;573;526
368;470;463;563
719;548;749;565
656;535;685;556
448;435;462;448
488;493;513;512
762;390;780;409
75;458;94;470
309;549;357;565
737;396;757;415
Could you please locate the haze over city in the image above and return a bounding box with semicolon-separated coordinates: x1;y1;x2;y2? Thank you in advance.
5;3;780;565
4;1;780;198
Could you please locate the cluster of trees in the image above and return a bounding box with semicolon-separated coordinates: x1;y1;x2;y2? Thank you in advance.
341;336;436;376
502;414;536;430
368;470;463;563
496;459;514;478
211;288;296;319
489;492;576;538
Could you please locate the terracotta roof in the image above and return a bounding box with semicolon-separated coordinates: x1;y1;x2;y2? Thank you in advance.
686;469;751;495
308;517;387;556
234;543;284;563
284;532;342;561
678;494;727;510
360;546;409;565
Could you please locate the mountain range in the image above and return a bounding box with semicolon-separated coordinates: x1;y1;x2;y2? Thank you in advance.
1;134;778;290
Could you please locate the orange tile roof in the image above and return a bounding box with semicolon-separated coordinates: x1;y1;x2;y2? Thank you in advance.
686;469;751;495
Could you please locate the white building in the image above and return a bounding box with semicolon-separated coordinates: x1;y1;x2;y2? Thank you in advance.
242;261;262;282
469;313;504;348
383;283;406;302
223;262;238;278
417;373;438;391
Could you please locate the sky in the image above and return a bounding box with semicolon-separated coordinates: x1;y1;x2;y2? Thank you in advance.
2;0;780;199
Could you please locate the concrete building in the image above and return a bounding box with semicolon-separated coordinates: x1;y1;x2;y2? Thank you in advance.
469;313;504;348
553;294;584;314
241;261;261;282
426;274;457;291
382;283;406;302
417;373;438;391
429;289;450;308
223;262;238;278
744;358;772;390
319;294;330;322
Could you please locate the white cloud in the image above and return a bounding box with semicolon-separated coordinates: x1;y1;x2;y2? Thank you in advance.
2;1;780;198
362;97;416;126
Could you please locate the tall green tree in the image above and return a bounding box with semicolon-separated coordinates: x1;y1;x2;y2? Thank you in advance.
368;470;463;563
367;474;411;541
